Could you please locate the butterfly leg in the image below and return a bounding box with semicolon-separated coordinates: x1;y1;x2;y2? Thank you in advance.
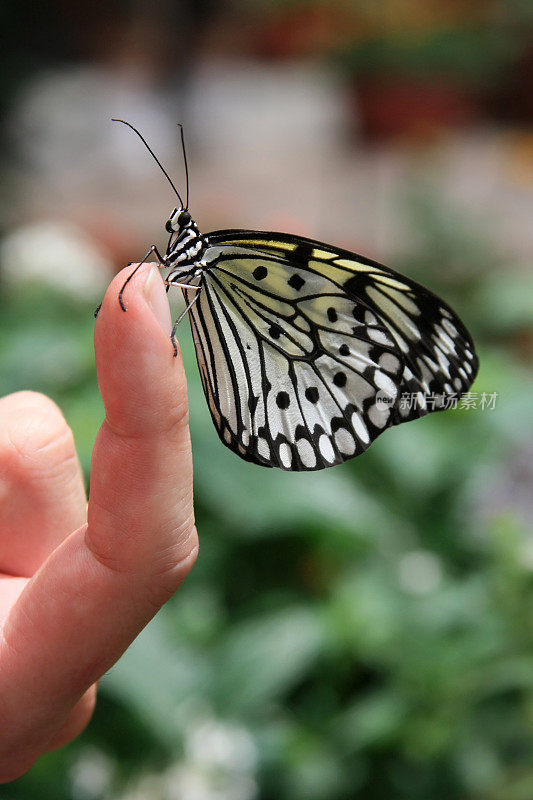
118;245;167;312
165;282;202;291
94;260;136;317
169;291;201;357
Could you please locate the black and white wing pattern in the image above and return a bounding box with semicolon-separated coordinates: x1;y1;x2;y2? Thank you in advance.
183;230;478;471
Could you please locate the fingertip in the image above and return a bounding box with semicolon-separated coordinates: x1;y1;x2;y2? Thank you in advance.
0;392;86;576
96;263;157;324
143;266;173;336
95;262;174;367
94;262;188;438
0;391;73;464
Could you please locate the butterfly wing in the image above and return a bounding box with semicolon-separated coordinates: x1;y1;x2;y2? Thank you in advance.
182;230;478;471
207;231;479;423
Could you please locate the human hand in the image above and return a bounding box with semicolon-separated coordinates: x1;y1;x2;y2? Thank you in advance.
0;264;198;781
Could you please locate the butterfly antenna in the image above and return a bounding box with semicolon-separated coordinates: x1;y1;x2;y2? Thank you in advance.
177;123;190;210
111;118;185;208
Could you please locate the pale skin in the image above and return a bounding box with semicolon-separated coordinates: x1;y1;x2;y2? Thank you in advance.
0;264;198;782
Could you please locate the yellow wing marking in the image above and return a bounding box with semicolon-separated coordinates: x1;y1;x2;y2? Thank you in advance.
232;239;297;252
378;284;420;315
312;248;335;260
365;286;421;341
373;275;410;290
334;259;379;273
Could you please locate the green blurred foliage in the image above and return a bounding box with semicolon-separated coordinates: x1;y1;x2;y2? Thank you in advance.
335;28;523;86
1;193;532;800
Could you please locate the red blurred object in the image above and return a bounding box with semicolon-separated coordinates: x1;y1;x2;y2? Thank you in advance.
257;4;352;59
354;78;482;142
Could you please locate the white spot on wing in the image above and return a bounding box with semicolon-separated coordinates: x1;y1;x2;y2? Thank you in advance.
367;328;393;346
434;325;456;353
374;371;398;397
442;318;458;337
351;412;370;443
278;442;293;469
368;404;389;429
296;438;316;468
334;428;356;456
257;438;270;459
379;353;401;372
318;434;336;463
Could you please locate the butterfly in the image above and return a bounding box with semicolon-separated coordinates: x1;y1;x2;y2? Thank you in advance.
113;120;479;471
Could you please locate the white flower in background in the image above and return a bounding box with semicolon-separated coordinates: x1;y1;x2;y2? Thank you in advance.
116;774;165;800
166;718;258;800
116;716;258;800
184;718;258;773
69;747;114;800
165;764;257;800
398;550;443;595
1;220;112;301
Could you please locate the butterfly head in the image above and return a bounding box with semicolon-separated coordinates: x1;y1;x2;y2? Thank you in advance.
165;208;195;234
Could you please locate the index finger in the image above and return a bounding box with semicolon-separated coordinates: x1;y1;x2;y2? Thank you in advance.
89;262;197;577
0;264;198;778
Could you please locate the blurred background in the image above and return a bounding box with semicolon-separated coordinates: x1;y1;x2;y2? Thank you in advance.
1;1;532;798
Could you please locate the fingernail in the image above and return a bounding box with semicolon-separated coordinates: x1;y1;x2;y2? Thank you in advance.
143;267;172;335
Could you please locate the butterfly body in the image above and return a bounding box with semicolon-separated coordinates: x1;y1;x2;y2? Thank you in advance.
159;209;478;471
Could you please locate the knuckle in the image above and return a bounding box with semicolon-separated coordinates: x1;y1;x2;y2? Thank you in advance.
104;395;190;442
164;398;190;434
140;520;199;608
85;505;198;591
